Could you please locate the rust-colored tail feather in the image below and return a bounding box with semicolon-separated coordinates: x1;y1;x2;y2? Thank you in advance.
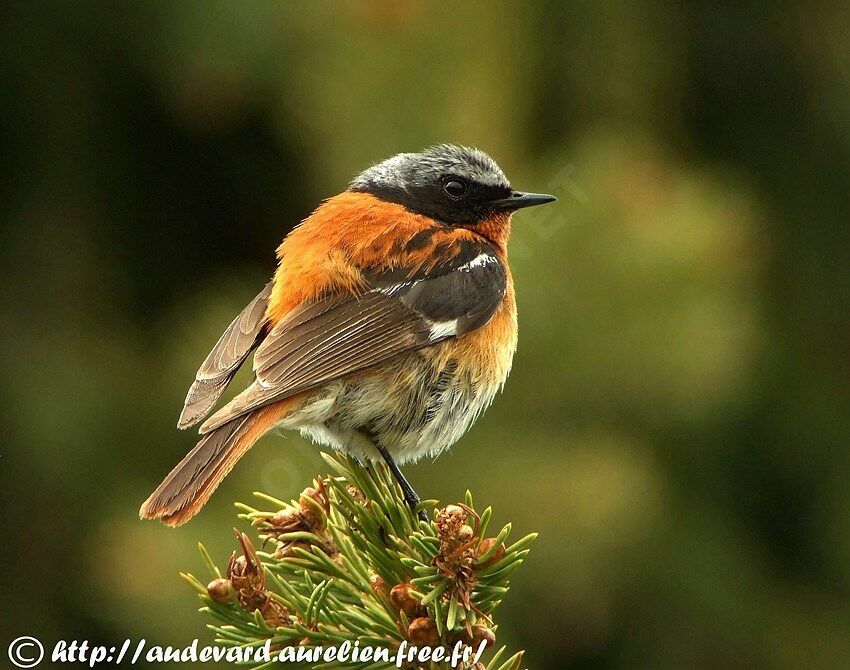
140;404;283;527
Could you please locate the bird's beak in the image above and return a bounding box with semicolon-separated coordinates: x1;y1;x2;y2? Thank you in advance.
492;190;557;212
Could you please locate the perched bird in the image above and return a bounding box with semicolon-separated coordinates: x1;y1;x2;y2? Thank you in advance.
140;144;555;526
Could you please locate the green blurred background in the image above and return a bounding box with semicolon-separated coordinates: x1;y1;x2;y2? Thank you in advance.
2;2;850;668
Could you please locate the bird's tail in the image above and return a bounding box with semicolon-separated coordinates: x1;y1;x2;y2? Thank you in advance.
139;403;285;527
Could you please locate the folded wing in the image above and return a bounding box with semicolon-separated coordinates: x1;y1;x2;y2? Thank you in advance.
200;244;506;433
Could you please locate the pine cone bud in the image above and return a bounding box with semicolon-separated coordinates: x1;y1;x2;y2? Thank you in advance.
476;537;505;569
230;554;249;578
458;524;475;543
369;574;389;600
470;624;495;649
390;582;419;616
271;508;299;528
206;578;231;604
260;599;289;628
408;617;440;646
436;504;468;540
299;487;326;530
443;504;466;522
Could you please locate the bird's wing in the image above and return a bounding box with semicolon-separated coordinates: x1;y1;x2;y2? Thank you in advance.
177;282;273;429
199;244;506;433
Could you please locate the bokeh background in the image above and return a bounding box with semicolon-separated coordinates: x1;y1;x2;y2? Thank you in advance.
2;2;850;668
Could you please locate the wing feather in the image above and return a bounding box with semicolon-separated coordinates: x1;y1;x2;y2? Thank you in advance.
177;282;272;429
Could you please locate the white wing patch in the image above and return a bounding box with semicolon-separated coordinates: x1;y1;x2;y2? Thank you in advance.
464;253;496;270
377;252;499;344
428;319;459;339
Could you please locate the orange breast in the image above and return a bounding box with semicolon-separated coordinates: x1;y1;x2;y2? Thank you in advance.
454;272;517;386
266;191;504;324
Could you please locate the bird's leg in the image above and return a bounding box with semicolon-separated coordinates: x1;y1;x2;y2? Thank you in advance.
374;443;428;522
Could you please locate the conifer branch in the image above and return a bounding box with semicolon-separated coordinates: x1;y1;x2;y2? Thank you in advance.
182;453;537;669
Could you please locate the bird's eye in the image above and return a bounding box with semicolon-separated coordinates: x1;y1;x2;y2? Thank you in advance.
443;179;466;198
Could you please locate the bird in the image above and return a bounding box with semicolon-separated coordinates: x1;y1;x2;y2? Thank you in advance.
140;144;556;527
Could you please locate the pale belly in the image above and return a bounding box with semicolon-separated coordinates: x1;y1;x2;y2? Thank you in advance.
282;305;517;464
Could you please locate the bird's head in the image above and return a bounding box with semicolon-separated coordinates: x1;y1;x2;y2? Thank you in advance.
349;144;556;243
